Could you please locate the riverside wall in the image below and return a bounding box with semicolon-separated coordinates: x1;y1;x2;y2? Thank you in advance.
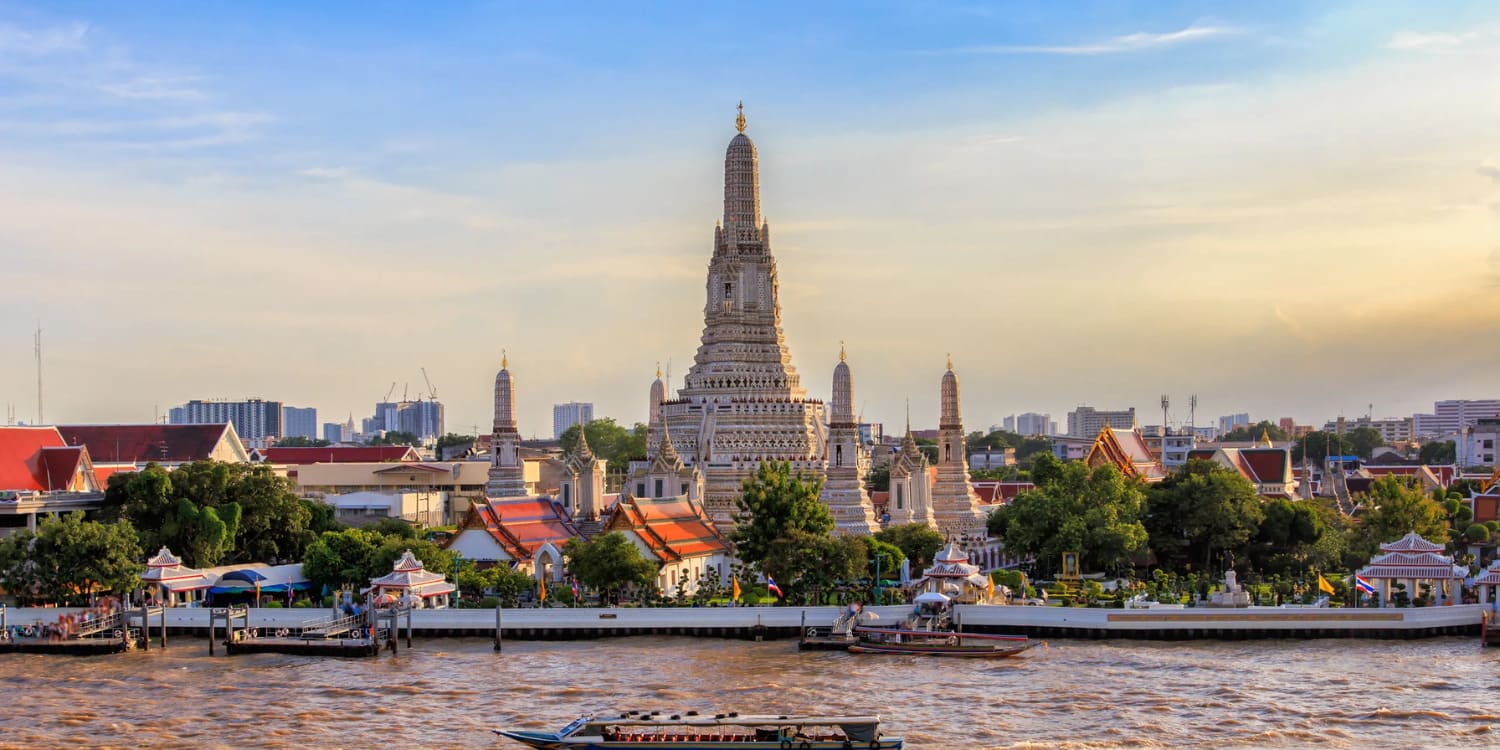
3;603;1487;641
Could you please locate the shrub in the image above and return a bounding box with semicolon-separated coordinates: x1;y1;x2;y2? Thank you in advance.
264;600;284;608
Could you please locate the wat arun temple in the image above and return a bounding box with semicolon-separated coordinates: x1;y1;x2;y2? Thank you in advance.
491;106;988;543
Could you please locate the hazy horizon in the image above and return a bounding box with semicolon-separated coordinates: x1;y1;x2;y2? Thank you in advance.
3;2;1498;437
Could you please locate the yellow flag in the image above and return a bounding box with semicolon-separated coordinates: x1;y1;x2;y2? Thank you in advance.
986;575;995;597
1317;574;1335;596
732;576;742;601
539;577;547;602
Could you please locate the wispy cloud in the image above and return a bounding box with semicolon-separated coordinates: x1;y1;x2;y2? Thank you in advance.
100;76;205;101
1388;30;1481;52
0;21;88;57
1479;163;1500;185
936;22;1241;56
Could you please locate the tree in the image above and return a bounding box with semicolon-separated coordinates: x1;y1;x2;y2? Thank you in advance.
453;559;533;606
729;462;832;569
559;418;649;474
563;532;658;604
1419;440;1457;465
370;536;454;582
301;528;383;592
1351;476;1449;559
0;513;143;606
435;433;476;451
863;537;905;583
1346;427;1384;460
228;464;314;563
874;524;944;570
1249;498;1326;574
993;462;1148;575
1145;459;1265;571
1219;420;1289;443
276;436;330;447
369;431;420;446
760;530;866;605
865;463;890;492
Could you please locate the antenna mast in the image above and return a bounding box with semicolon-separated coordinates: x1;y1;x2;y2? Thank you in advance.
1189;394;1198;434
1160;394;1169;436
34;323;43;425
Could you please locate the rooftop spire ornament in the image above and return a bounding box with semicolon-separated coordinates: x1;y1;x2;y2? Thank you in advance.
735;100;746;133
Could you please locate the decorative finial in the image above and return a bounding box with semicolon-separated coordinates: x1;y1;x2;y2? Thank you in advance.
735;100;746;133
946;353;952;371
656;362;662;379
502;349;508;369
839;341;846;362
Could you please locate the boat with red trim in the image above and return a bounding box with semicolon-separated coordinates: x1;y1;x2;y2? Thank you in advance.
847;626;1036;658
494;712;902;749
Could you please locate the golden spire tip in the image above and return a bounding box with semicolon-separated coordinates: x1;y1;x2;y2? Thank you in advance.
839;340;846;362
735;100;746;133
502;348;508;369
946;353;953;370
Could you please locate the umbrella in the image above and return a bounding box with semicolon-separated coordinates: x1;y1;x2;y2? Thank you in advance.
220;569;269;584
913;591;951;605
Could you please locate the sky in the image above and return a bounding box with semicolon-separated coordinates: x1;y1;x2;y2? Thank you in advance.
1;1;1498;437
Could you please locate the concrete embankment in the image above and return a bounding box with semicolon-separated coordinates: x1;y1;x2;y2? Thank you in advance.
3;603;1486;642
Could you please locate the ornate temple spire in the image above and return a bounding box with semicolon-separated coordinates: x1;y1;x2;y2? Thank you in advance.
723;103;761;229
573;421;594;461
831;346;854;425
940;357;961;428
736;100;746;133
494;352;517;432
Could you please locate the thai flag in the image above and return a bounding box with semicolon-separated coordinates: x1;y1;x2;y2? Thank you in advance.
1355;576;1377;595
570;578;579;599
766;576;784;599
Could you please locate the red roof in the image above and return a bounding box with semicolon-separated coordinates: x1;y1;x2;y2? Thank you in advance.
970;481;1035;505
1238;449;1291;485
58;424;236;464
1472;493;1500;525
0;426;80;492
456;497;581;561
605;496;728;562
92;463;136;488
254;446;420;464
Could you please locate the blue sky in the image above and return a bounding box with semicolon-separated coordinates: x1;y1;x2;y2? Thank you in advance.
2;1;1498;435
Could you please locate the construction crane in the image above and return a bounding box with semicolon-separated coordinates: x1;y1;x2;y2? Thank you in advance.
383;382;397;403
421;367;438;400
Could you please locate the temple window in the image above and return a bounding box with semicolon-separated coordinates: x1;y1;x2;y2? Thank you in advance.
896;485;904;509
636;483;646;497
562;483;570;507
654;479;664;497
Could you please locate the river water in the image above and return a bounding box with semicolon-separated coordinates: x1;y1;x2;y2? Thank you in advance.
1;636;1496;749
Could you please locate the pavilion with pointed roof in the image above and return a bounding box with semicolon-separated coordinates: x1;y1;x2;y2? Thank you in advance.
907;542;997;605
366;550;456;608
1473;559;1500;609
1086;427;1167;483
139;547;213;606
1354;532;1467;606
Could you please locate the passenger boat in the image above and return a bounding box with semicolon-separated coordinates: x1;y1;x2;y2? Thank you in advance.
848;626;1036;658
495;711;902;749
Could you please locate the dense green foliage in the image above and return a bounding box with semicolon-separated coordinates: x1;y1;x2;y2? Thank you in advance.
558;418;649;475
300;527;454;592
987;462;1148;575
729;461;833;570
563;532;658;604
966;430;1053;465
873;523;944;569
1219;420;1288;443
1145;459;1265;569
1419;440;1456;465
275;436;331;447
760;530;867;604
1291;427;1384;462
0;513;144;606
102;461;317;565
453;561;534;607
368;430;420;446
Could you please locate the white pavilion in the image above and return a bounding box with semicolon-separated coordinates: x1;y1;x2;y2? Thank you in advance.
366;550;456;609
908;542;996;605
1354;532;1467;607
139;547;213;607
1473;559;1500;610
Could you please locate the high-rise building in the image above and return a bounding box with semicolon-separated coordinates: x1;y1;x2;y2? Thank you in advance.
1067;406;1136;437
364;400;443;441
657;106;829;526
1218;413;1251;435
282;406;317;440
322;422;344;443
1014;412;1053;436
552;402;595;440
169;398;283;447
1413;399;1500;438
1322;416;1413;444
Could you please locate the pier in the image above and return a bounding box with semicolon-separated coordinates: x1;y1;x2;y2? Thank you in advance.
0;604;165;655
209;605;416;657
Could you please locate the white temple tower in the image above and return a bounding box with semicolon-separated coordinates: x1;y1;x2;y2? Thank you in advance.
560;425;607;525
660;104;828;526
486;353;528;498
888;416;935;528
818;345;880;534
928;357;988;540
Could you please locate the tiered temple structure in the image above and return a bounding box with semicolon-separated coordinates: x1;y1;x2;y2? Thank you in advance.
559;425;609;533
818;346;879;534
908;542;995;605
1354;532;1467;606
928;358;987;541
658;105;828;526
487;353;528;498
887;409;935;527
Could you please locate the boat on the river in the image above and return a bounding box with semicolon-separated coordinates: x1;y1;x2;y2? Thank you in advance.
848;626;1035;658
495;711;902;749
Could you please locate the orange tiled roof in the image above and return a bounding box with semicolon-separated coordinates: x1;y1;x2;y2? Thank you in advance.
0;427;93;492
604;495;728;562
459;497;581;560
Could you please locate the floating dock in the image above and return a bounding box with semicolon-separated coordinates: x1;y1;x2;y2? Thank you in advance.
0;605;166;656
209;606;414;657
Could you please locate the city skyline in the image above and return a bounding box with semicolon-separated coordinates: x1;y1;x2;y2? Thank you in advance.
3;2;1499;436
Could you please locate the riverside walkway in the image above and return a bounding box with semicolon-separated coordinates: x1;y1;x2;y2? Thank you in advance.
0;603;1485;642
